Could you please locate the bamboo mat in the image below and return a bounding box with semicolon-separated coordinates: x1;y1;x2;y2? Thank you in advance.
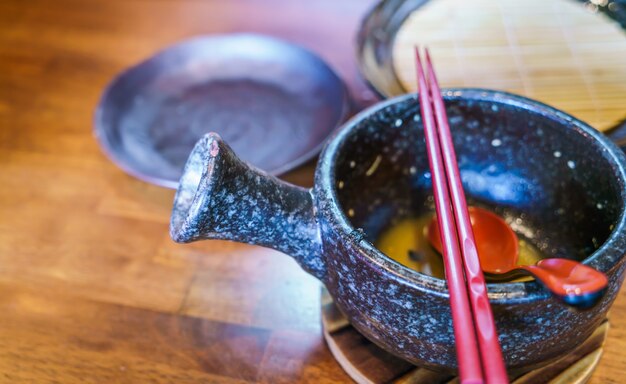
393;0;626;131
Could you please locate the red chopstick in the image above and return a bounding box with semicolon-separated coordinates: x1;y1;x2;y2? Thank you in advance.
414;48;484;384
424;49;509;384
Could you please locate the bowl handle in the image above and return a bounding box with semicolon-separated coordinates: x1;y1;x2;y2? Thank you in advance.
169;133;325;280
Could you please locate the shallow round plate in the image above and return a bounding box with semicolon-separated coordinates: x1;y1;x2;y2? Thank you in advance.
95;34;350;188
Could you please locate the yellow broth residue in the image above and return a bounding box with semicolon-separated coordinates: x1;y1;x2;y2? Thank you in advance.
375;212;545;281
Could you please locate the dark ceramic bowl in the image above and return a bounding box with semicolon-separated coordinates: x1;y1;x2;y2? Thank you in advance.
169;89;626;373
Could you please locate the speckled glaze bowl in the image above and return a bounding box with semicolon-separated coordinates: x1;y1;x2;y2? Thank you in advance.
170;89;626;373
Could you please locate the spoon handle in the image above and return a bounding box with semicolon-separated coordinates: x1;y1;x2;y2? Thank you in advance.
521;259;608;307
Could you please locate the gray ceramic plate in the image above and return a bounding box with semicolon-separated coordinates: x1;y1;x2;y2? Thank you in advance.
95;34;350;188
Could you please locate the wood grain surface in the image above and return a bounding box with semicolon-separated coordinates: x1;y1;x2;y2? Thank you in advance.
0;0;624;383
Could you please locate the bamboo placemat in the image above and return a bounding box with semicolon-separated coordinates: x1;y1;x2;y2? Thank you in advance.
392;0;626;131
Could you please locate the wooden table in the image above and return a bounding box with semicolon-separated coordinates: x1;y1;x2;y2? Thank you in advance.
0;0;624;382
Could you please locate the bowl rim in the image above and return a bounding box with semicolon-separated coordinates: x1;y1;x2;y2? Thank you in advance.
316;88;626;303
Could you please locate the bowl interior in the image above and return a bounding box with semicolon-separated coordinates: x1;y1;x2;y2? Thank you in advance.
333;92;624;268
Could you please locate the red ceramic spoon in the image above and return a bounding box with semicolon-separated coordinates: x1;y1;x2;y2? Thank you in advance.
427;207;609;307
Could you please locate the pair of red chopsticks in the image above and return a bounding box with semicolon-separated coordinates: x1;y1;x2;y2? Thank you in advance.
415;48;509;384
